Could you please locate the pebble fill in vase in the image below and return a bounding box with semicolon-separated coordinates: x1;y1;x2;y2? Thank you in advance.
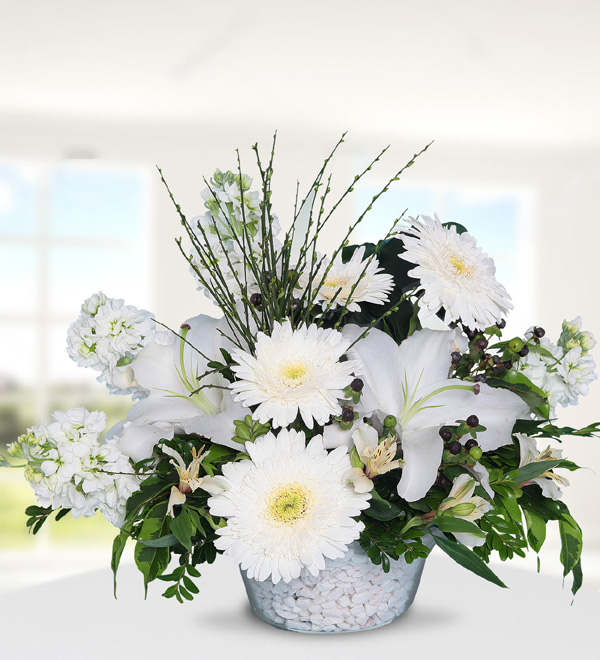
241;540;432;633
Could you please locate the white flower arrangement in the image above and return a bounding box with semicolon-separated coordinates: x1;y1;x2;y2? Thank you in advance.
4;137;598;628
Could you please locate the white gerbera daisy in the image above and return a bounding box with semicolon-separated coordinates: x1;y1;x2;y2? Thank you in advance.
305;246;394;312
230;320;359;428
401;215;513;330
205;429;371;583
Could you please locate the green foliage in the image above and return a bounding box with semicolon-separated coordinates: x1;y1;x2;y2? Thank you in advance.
433;535;507;588
364;488;402;521
134;501;172;597
231;415;270;446
110;434;225;601
433;516;485;539
25;505;71;535
508;460;563;486
486;372;550;418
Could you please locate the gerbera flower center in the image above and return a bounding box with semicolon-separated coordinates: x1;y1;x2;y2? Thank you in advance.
279;361;309;385
267;484;309;524
324;275;351;289
449;255;472;277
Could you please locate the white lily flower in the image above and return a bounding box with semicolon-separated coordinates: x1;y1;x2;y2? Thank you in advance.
342;325;529;502
115;314;247;462
516;434;569;500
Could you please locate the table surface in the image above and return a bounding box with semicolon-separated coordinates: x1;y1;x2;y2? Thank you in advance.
1;550;598;660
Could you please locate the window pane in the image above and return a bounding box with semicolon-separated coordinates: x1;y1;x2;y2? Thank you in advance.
0;323;38;387
0;163;38;236
48;246;148;316
354;184;436;244
48;165;146;240
0;245;38;314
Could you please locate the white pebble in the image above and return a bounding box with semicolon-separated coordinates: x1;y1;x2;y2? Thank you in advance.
351;591;371;605
243;538;433;633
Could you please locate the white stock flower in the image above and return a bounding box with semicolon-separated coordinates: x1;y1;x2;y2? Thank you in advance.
516;434;569;500
189;169;281;302
11;408;140;528
401;215;513;330
304;246;394;313
206;429;371;583
518;324;597;411
557;347;597;406
343;325;529;502
66;292;168;398
558;317;597;354
230;320;359;429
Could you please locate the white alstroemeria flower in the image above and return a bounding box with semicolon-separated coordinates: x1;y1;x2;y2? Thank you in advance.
438;474;491;546
516;434;569;500
114;314;246;462
342;325;529;502
346;423;403;492
163;446;209;517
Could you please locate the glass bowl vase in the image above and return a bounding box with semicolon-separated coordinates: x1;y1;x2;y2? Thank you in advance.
240;539;432;633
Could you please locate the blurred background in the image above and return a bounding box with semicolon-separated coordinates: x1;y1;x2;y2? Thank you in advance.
1;0;599;593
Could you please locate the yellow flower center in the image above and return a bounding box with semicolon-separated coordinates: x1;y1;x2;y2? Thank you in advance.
280;361;309;386
267;485;309;524
449;256;472;276
324;276;350;289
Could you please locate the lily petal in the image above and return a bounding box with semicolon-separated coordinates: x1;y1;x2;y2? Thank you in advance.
397;426;443;502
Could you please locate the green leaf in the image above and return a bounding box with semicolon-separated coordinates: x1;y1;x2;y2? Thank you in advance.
25;505;50;516
364;488;402;521
170;510;195;552
125;475;171;522
523;509;546;553
500;491;522;524
111;529;129;598
183;575;199;594
509;460;562;486
433;517;485;539
134;501;171;597
137;533;178;548
571;559;583;597
187;565;201;578
54;508;71;522
433;535;507;588
486;372;549;417
442;221;468;234
559;514;583;577
179;586;194;601
0;454;11;468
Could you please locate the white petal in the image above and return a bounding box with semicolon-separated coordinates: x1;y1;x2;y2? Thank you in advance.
396;426;443;502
